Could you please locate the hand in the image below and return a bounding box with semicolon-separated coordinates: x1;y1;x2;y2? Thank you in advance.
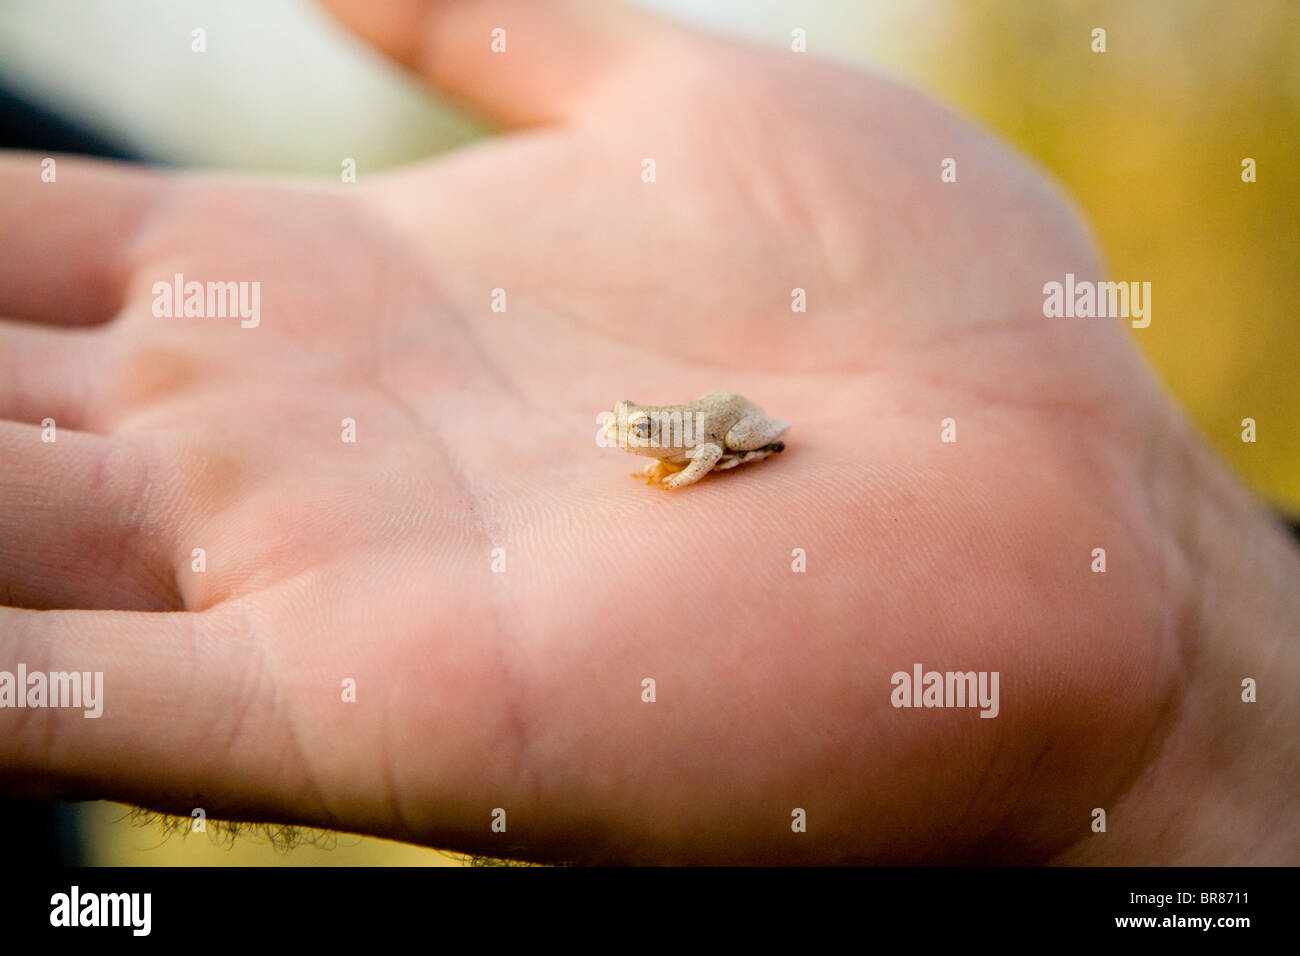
2;0;1295;863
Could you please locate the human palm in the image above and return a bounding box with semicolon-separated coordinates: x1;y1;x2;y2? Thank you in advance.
0;2;1191;863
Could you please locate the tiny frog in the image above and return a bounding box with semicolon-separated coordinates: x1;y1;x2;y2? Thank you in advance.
602;391;789;489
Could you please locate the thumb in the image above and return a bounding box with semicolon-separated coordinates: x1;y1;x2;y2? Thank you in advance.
316;0;687;127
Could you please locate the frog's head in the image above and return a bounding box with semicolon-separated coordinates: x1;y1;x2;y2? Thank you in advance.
604;400;685;460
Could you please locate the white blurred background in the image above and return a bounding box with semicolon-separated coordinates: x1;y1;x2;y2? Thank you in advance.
0;0;921;171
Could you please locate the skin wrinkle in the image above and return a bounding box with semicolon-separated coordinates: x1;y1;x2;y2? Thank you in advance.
904;313;1125;414
234;591;338;829
27;613;61;778
506;296;907;378
1045;414;1203;864
1106;660;1189;842
110;171;183;324
80;326;128;432
87;462;142;608
128;597;340;834
907;364;1112;430
916;309;1102;352
983;734;1092;864
347;189;530;410
447;447;540;832
937;732;1043;861
121;438;185;610
363;170;895;374
334;205;546;824
1110;432;1213;849
879;375;1190;863
360;369;538;840
1125;409;1203;686
23;325;91;428
706;75;843;285
204;606;269;774
28;436;167;611
360;150;896;376
379;669;415;846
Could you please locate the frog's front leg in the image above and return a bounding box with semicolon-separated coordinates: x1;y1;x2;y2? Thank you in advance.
659;443;723;489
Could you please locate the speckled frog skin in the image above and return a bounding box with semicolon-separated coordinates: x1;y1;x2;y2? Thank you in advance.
603;390;789;489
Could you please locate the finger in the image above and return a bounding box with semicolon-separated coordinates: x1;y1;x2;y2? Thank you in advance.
0;597;512;848
0;421;178;610
316;0;682;126
0;320;109;427
0;152;168;326
0;605;255;804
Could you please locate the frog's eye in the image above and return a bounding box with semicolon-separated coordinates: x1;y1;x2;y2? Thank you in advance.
632;420;652;436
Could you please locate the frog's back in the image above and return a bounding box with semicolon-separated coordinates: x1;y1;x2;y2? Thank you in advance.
690;390;753;414
686;391;752;433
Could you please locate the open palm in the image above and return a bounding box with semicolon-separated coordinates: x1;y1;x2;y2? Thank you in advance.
0;1;1196;863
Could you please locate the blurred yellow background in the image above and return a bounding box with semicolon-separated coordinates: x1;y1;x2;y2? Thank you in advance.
1;0;1295;864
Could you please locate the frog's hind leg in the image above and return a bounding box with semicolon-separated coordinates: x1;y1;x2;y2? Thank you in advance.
725;415;790;451
715;443;784;471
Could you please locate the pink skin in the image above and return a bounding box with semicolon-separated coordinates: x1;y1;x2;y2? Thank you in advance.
0;0;1295;863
